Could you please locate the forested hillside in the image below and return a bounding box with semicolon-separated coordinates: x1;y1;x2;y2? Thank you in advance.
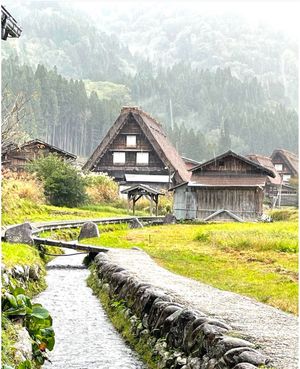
2;1;298;161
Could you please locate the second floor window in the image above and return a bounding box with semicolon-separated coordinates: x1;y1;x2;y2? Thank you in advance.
136;152;149;164
126;135;136;147
113;152;125;164
275;164;283;171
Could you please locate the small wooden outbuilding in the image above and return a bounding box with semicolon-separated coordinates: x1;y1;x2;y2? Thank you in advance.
121;184;164;216
172;151;275;221
1;139;77;171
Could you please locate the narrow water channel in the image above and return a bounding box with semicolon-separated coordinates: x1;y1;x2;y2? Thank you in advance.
36;250;146;369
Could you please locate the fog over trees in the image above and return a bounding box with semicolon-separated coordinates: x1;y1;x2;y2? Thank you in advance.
2;1;298;160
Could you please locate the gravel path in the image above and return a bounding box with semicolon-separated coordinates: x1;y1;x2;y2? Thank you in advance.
106;248;298;369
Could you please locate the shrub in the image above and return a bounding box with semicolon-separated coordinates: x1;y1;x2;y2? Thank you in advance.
269;208;298;222
28;155;87;207
85;173;119;204
1;170;45;216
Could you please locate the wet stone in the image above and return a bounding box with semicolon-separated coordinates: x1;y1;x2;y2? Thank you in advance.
223;347;270;366
78;221;100;240
232;363;258;369
208;336;255;359
130;218;143;228
29;265;40;281
163;213;177;224
5;222;34;245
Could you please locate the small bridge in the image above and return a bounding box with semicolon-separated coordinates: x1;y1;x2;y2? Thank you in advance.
33;237;109;253
2;216;164;255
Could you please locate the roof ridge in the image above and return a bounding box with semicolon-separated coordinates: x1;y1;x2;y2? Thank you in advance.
121;106;162;127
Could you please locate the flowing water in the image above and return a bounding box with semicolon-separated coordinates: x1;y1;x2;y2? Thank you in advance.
36;250;145;369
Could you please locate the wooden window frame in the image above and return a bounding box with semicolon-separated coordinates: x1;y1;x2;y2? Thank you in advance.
113;152;126;164
126;135;136;148
136;152;149;165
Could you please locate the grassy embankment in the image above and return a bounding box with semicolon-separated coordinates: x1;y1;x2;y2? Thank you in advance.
83;213;298;315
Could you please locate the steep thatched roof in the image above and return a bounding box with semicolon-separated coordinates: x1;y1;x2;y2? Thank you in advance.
247;154;282;185
82;107;190;183
271;149;298;176
2;138;77;160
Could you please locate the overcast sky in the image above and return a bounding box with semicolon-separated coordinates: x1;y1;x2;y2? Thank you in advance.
73;0;300;39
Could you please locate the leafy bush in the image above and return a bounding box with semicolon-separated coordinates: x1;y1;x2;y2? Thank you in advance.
2;284;55;366
85;173;119;204
28;155;87;207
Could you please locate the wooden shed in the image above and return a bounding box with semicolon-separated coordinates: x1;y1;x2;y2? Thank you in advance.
1;139;77;171
172;151;275;221
82;106;190;190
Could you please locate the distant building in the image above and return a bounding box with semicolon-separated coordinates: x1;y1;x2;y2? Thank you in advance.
271;149;298;185
1;5;22;40
247;154;282;197
2;139;77;171
247;153;298;207
181;156;200;171
172;150;275;221
83;106;190;190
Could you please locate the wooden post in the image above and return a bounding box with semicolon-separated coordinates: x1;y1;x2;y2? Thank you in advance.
155;195;158;216
150;195;153;216
133;197;136;215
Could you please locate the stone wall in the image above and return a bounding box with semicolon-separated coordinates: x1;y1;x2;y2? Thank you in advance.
94;253;272;369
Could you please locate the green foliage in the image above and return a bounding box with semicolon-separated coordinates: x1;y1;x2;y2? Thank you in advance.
2;285;55;366
1;52;298;163
28;155;87;207
85;173;119;204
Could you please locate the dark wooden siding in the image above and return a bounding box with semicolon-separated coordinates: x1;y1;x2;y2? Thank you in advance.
195;187;264;219
196;156;262;175
94;116;167;178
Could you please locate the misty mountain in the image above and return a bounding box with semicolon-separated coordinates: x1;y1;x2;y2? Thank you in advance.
2;1;298;160
2;1;135;81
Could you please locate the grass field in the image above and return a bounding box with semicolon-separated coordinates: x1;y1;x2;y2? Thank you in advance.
83;221;298;314
1;202;143;225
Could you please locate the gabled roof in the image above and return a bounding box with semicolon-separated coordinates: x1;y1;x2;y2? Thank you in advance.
247;154;282;185
181;156;200;165
4;139;77;160
271;149;298;176
83;107;190;183
190;150;276;178
121;184;164;195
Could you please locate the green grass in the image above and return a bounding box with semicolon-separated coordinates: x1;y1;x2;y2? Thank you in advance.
1;201;143;226
1;316;19;368
2;242;43;268
83;221;298;314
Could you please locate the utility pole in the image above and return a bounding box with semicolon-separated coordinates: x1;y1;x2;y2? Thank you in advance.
169;98;174;131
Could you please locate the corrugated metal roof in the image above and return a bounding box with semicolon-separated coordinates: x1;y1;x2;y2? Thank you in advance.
125;174;170;183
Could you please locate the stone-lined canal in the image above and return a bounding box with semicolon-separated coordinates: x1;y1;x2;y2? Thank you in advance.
36;251;145;369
